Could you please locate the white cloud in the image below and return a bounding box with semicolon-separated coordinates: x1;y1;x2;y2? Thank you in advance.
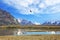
2;0;60;15
34;22;41;25
44;4;60;14
44;0;60;6
39;3;46;8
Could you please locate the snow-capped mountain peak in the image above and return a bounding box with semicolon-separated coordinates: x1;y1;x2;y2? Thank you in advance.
42;20;60;25
17;19;34;25
34;22;41;25
17;18;22;23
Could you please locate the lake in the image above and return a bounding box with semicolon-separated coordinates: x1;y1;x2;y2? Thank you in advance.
0;29;60;36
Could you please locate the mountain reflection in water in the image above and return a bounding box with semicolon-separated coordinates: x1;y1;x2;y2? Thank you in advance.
0;29;60;36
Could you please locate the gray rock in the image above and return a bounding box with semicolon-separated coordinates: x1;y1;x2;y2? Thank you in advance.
0;9;19;25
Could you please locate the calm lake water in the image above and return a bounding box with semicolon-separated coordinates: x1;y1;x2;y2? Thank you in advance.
14;29;60;36
0;29;60;36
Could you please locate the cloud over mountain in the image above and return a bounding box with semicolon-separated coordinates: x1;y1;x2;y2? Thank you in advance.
2;0;60;15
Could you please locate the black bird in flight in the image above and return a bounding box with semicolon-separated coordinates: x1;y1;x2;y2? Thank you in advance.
30;10;32;12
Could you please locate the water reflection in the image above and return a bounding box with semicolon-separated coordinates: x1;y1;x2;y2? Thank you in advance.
45;31;56;34
13;29;60;35
0;29;60;36
13;29;26;35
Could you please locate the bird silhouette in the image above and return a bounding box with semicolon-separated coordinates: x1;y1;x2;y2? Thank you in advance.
30;10;32;12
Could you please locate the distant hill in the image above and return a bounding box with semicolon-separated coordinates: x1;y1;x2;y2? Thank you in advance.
42;21;60;25
0;9;19;25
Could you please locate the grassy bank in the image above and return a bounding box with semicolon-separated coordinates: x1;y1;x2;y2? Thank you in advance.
0;35;60;40
0;25;60;31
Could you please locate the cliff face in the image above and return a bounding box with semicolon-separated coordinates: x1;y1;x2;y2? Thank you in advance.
0;9;19;25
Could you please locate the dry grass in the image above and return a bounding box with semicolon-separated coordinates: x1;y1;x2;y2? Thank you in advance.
0;35;60;40
0;25;60;31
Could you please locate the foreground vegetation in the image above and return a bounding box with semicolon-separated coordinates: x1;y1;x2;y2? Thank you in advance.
0;35;59;40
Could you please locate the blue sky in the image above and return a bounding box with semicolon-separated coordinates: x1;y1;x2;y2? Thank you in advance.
0;0;60;24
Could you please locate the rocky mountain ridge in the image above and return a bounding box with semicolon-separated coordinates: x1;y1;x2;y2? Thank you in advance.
0;9;19;25
42;21;60;25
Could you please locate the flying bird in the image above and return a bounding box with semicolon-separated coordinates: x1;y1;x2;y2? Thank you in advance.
30;10;32;12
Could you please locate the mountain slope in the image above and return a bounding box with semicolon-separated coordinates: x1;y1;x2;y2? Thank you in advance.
18;19;34;25
0;9;19;25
